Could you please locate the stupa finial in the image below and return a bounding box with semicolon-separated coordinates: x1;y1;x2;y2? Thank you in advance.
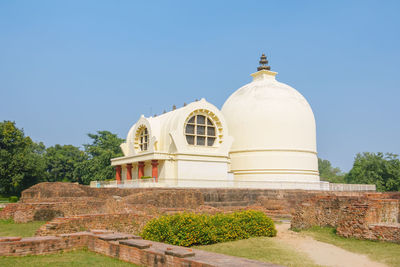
257;53;271;71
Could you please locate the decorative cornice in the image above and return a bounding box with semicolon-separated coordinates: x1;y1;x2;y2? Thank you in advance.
229;148;317;155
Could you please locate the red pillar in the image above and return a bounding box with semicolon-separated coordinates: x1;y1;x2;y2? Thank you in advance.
138;161;145;179
115;165;121;184
126;164;132;180
151;160;159;182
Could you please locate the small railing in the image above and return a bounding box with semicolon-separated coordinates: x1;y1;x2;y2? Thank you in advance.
89;179;325;190
90;178;157;188
329;183;376;191
89;179;376;191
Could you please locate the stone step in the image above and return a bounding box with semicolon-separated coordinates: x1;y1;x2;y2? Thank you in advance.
205;201;251;207
203;192;262;203
45;223;57;230
49;217;69;223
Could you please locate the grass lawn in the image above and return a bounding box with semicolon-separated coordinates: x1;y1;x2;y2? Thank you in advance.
0;248;142;267
0;196;10;203
195;237;320;267
0;219;46;237
301;227;400;267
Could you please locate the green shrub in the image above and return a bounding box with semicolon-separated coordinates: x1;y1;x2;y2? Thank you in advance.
234;210;277;237
141;210;276;247
140;213;213;246
209;212;248;242
9;196;18;203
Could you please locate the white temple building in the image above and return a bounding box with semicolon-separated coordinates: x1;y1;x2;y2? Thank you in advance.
109;54;327;190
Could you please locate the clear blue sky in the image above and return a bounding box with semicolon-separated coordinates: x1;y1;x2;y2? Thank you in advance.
1;0;399;172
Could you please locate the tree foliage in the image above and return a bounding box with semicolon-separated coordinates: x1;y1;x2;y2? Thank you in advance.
318;158;345;183
44;144;87;183
0;120;124;194
0;121;46;196
345;152;400;192
75;131;124;184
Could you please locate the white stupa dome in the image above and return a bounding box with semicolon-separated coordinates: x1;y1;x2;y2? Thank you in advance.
221;54;319;186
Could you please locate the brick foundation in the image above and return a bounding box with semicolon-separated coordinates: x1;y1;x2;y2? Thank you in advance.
35;213;154;236
0;201;105;223
2;182;399;243
0;231;281;267
2;182;386;223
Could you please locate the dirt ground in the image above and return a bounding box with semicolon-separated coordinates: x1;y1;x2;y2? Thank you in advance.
275;223;387;267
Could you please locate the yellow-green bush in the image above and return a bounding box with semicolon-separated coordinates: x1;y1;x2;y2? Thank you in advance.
141;210;276;247
234;210;277;237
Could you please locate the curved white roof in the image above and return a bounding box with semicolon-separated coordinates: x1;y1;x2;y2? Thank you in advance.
222;70;316;152
221;69;319;181
120;98;233;158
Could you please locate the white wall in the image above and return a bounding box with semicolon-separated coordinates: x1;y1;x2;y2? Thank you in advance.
172;160;229;187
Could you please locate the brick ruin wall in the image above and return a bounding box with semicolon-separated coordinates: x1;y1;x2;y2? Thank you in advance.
0;231;279;267
0;201;105;223
291;195;400;243
1;182;399;243
35;213;155;236
1;182;379;222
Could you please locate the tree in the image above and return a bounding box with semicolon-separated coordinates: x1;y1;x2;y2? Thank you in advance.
318;158;345;183
0;121;46;196
44;144;87;183
345;152;400;192
75;131;124;184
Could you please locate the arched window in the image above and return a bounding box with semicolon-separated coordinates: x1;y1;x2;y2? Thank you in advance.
138;127;148;151
185;114;216;146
